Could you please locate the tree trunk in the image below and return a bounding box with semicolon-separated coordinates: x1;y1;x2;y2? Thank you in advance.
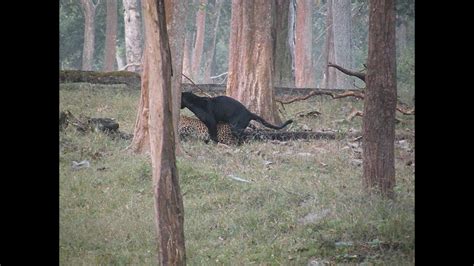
227;0;281;124
182;30;193;82
129;53;151;154
80;0;99;71
325;0;353;89
274;0;294;87
142;0;186;264
164;0;188;155
363;0;397;199
123;0;143;72
396;16;407;54
116;44;126;69
191;0;208;81
288;0;296;85
202;0;223;83
104;0;118;71
295;0;315;87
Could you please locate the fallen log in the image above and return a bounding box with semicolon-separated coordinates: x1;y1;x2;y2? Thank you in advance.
60;110;133;140
60;70;141;87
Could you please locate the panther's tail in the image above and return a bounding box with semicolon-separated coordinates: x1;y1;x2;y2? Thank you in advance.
250;113;293;130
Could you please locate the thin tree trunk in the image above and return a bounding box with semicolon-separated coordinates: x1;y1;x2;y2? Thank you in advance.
182;30;193;82
142;0;186;264
202;0;223;83
274;0;294;87
116;44;125;69
104;0;118;71
396;17;407;54
288;0;296;85
295;0;315;87
325;0;353;89
227;0;281;124
363;0;397;199
164;0;187;155
129;52;150;154
123;0;143;72
191;0;208;81
80;0;99;71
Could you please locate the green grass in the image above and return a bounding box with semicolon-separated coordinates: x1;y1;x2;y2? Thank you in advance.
60;84;414;265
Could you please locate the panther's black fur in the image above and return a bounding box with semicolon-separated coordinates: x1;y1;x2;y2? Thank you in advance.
181;92;293;143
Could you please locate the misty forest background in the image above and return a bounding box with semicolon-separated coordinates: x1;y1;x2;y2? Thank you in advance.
60;0;414;102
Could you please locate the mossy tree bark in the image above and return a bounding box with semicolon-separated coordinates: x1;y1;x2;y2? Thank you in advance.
226;0;281;124
142;0;186;264
363;0;397;199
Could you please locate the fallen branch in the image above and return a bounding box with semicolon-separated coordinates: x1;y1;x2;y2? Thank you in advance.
333;91;365;100
346;109;363;121
276;91;334;104
396;106;415;115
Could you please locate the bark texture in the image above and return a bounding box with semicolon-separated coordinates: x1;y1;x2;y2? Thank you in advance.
80;0;99;70
363;0;397;198
142;0;186;263
123;0;143;72
104;0;118;71
274;0;294;87
325;0;353;89
191;0;208;81
164;0;187;154
226;0;281;124
295;0;315;87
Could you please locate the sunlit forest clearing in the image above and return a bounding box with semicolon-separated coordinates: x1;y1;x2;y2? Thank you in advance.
60;0;414;264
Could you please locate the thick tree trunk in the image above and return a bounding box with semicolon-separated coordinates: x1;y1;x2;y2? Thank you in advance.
274;0;294;87
164;0;187;155
80;0;99;71
123;0;143;72
363;0;397;198
227;0;281;124
104;0;118;71
202;0;223;83
191;0;208;81
295;0;315;87
142;0;186;264
325;0;353;89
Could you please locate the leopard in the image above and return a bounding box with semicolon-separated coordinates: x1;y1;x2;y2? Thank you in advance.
178;116;239;145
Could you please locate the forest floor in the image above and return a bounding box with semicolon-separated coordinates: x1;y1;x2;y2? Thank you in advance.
60;83;414;265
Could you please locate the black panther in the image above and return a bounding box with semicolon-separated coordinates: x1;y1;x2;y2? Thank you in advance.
181;91;293;143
